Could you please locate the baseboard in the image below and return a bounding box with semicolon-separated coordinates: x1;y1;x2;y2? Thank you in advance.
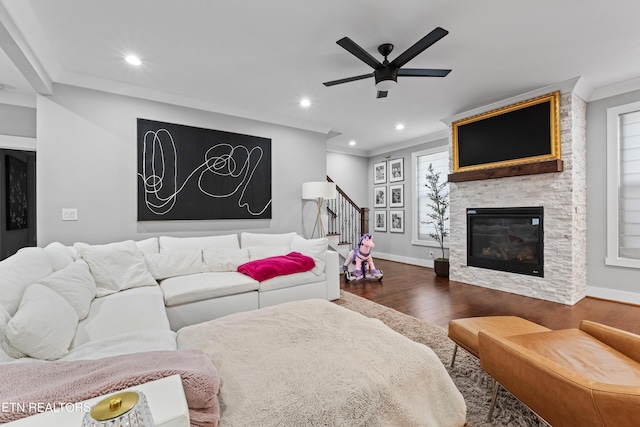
586;286;640;306
373;252;433;268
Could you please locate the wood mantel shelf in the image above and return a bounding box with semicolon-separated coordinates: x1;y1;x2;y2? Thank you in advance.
448;159;563;183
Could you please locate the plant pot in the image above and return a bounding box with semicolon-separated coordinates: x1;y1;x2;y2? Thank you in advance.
434;259;450;277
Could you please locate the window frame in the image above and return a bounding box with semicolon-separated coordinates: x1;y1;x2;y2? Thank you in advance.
411;146;450;248
606;100;640;268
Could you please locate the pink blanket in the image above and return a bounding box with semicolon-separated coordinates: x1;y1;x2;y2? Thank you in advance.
0;350;221;426
238;251;315;282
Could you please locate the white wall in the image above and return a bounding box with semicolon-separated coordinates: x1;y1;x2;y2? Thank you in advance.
367;137;449;267
326;151;368;208
0;103;36;138
36;84;327;245
586;88;640;304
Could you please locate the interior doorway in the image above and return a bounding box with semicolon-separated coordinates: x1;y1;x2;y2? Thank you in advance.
0;149;36;260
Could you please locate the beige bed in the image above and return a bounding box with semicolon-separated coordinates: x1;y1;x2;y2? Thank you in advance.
176;298;466;427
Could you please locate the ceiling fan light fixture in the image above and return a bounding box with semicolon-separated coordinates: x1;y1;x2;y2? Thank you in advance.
375;78;397;91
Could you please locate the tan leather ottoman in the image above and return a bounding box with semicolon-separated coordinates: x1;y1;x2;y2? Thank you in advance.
447;316;550;367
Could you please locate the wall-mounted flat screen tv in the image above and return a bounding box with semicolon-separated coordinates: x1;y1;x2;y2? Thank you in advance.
452;91;561;173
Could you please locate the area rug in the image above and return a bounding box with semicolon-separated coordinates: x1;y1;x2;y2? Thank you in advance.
334;291;546;427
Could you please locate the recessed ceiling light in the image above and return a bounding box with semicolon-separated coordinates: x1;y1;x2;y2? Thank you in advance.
300;98;311;108
395;123;405;130
349;140;356;146
125;55;142;66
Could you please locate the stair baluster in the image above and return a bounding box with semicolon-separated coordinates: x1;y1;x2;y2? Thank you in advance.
326;176;369;249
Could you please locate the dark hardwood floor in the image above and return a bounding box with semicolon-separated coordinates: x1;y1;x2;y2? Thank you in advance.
341;259;640;335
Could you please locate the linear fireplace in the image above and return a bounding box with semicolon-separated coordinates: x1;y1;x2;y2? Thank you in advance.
467;207;543;277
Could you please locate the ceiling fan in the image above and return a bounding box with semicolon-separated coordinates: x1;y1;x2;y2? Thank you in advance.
323;27;451;98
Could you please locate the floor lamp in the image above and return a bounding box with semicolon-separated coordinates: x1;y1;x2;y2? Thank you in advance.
302;181;337;238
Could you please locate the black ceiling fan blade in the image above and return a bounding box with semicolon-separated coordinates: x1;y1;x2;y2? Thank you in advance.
391;27;449;68
377;90;388;99
336;37;382;69
397;68;451;77
323;73;373;87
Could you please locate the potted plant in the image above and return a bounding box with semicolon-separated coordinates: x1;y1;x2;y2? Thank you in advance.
423;163;450;277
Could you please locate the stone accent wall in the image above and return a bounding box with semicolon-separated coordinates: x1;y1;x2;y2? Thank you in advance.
449;92;587;305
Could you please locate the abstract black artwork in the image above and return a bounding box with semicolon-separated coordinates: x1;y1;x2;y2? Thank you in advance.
137;118;272;221
6;155;27;230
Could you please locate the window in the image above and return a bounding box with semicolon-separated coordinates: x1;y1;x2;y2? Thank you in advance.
607;101;640;268
411;147;449;246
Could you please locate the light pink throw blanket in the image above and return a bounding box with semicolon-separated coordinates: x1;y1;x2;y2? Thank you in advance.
0;350;221;426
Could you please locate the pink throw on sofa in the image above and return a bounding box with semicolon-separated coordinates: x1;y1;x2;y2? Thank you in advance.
0;350;221;426
237;251;315;282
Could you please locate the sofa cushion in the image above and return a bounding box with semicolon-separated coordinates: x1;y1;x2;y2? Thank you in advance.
159;234;240;252
71;286;170;349
160;272;259;307
0;306;26;359
203;248;249;272
62;329;177;361
0;247;53;316
259;271;326;292
247;246;291;261
135;237;160;255
290;235;328;276
240;232;296;248
43;242;76;271
7;284;79;360
144;250;205;280
38;259;96;319
74;240;157;297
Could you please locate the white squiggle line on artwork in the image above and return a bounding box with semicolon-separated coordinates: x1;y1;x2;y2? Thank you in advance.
138;128;272;216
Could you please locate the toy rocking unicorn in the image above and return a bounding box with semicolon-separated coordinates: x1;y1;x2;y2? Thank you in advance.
343;234;383;282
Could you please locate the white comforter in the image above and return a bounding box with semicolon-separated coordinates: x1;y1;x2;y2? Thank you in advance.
177;298;466;427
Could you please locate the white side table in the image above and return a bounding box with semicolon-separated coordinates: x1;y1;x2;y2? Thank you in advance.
3;374;190;427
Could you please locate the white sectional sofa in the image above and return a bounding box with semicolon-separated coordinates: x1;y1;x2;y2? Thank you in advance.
0;232;339;364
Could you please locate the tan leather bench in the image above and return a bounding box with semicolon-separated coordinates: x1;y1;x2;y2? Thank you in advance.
479;321;640;426
447;316;551;367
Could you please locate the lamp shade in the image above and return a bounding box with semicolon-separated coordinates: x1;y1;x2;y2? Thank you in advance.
302;182;336;200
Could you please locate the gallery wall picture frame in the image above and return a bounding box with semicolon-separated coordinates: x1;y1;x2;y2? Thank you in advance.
374;210;387;232
373;161;387;184
373;185;387;208
389;184;404;208
390;210;405;233
5;155;28;230
389;158;404;182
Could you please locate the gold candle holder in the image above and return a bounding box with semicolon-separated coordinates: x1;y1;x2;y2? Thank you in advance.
81;391;156;427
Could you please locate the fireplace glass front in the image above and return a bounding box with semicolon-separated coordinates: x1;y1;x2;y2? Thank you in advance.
467;207;543;277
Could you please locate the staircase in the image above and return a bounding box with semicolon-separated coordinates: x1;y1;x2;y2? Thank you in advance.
325;176;369;262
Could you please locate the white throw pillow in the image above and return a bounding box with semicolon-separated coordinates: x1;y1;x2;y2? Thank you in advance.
38;260;96;319
0;247;53;316
240;232;296;248
290;235;328;276
144;251;205;280
0;306;27;359
74;240;157;297
247;246;291;261
7;284;79;360
159;234;240;252
43;242;76;271
203;248;250;272
135;237;160;255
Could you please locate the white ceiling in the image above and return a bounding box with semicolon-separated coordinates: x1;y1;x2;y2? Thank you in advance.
2;0;640;155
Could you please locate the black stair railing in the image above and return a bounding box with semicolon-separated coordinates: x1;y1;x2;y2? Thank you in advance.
326;176;369;249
